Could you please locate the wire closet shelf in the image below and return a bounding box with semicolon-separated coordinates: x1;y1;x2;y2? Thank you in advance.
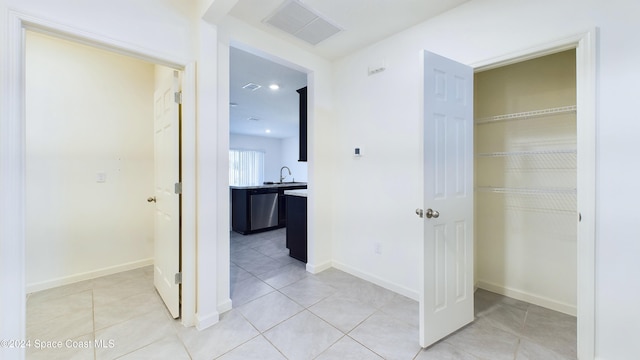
474;104;577;213
475;105;577;125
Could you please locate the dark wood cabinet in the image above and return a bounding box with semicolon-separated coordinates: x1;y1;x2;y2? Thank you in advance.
297;86;307;162
231;184;307;235
231;188;251;233
278;188;288;227
286;195;307;263
231;187;278;235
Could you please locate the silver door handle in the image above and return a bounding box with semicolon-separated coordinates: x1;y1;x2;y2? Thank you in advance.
147;196;156;203
415;208;424;218
425;208;439;219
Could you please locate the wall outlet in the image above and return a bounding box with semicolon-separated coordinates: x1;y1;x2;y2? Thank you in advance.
374;242;382;255
96;171;107;183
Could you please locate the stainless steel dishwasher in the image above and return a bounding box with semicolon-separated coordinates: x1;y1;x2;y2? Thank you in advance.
250;189;279;231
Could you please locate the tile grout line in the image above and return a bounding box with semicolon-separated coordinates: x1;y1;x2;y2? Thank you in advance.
233;260;391;360
409;344;424;360
341;332;386;359
311;334;349;359
523;304;531;328
513;338;522;360
260;260;412;359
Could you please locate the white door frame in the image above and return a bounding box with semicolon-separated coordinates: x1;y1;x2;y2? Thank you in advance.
0;11;197;358
471;28;598;360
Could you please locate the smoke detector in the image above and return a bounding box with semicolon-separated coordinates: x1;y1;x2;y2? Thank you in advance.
264;0;343;46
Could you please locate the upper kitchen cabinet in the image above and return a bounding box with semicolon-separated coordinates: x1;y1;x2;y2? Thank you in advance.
297;86;307;162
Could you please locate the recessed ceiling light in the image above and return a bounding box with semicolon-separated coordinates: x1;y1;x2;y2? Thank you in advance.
269;84;280;90
265;129;272;133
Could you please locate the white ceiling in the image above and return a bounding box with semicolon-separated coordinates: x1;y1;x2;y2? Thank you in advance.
229;0;471;61
228;0;471;139
229;46;307;139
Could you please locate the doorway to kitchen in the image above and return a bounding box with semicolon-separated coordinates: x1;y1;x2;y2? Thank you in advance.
227;44;310;307
228;46;308;187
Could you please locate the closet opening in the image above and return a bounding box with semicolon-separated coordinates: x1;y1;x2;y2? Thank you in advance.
473;49;578;350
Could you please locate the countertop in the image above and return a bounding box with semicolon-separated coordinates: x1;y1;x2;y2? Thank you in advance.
284;189;307;197
230;182;307;190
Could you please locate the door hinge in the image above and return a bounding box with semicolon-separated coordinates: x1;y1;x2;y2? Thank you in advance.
174;182;182;194
175;272;182;284
174;91;182;104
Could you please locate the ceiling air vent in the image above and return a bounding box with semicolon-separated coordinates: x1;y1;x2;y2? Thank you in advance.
264;0;343;46
242;83;262;91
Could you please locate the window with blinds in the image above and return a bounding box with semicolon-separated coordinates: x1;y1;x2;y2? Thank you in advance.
229;149;265;186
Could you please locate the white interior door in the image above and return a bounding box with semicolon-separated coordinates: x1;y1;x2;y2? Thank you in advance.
153;70;181;318
419;50;474;347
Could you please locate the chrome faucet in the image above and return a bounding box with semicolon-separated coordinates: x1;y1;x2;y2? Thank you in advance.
280;166;291;183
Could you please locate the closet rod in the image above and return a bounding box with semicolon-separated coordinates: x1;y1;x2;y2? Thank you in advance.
475;186;577;195
475;105;576;125
476;149;576;157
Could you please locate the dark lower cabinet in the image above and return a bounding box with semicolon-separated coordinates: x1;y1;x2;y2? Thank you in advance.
286;195;307;263
277;188;289;227
231;184;307;235
231;188;279;234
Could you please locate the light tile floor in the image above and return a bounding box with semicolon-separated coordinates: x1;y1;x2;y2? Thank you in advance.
26;228;577;359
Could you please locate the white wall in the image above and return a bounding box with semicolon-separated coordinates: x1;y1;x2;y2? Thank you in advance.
281;136;307;183
195;15;223;328
5;0;195;63
25;31;155;291
330;0;640;358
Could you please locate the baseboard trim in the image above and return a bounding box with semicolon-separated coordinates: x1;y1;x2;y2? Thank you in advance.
196;311;220;330
217;298;233;314
306;260;332;274
332;261;419;301
26;258;154;293
476;280;577;316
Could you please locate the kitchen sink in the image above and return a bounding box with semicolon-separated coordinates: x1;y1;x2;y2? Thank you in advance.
263;181;307;185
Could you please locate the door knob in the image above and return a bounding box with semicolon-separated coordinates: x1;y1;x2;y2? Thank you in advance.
425;208;439;219
415;208;424;218
147;196;156;203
